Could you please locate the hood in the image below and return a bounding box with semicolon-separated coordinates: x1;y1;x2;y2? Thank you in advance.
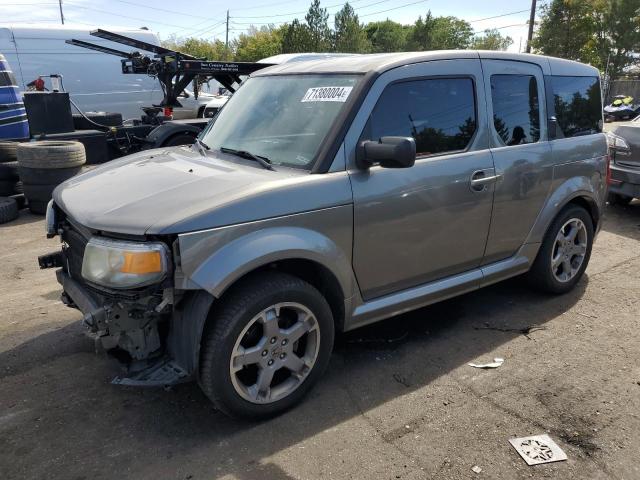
53;146;351;236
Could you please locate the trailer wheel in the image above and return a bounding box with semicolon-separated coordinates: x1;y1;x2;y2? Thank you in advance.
0;197;18;224
0;142;18;163
163;133;197;147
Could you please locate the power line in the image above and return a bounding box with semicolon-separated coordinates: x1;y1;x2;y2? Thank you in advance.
107;0;222;20
232;0;394;18
469;8;530;23
64;1;194;29
360;0;427;18
230;0;425;26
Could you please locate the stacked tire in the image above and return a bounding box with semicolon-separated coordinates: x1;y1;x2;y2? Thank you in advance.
0;141;20;197
17;141;86;215
0;142;20;224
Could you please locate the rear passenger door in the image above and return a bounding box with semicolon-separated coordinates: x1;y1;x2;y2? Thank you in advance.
480;59;553;265
348;59;495;300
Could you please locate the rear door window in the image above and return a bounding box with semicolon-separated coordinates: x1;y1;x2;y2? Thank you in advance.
550;76;602;138
365;77;477;157
490;75;540;146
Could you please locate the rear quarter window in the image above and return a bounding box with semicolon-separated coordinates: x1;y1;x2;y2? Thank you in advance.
550;76;602;138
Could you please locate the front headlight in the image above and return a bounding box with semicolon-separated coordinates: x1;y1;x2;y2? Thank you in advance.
81;237;170;289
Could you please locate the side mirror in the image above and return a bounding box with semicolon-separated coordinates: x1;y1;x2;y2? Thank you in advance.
357;136;416;169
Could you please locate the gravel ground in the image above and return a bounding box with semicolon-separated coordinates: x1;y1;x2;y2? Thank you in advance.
0;202;639;480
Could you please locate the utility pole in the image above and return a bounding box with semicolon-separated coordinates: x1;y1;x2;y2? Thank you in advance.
58;0;65;25
525;0;536;53
225;10;229;51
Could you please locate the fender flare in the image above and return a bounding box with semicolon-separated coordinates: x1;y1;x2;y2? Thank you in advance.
172;226;354;376
526;176;602;246
181;226;354;300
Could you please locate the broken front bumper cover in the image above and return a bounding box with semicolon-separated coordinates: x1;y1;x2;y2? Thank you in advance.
51;267;190;387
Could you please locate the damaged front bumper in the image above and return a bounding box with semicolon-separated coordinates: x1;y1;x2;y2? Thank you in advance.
39;251;191;387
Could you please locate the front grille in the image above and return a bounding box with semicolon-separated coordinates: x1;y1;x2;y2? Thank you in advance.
61;224;88;281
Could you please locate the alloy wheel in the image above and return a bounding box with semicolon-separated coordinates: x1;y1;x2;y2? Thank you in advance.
229;302;320;404
550;218;588;283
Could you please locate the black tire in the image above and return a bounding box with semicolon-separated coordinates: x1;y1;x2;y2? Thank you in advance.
607;192;633;206
28;199;48;215
18;165;82;185
0;197;18;224
14;181;23;194
0;141;18;163
163;133;196;147
23;183;56;203
0;161;18;181
199;272;335;419
12;193;26;210
0;180;15;196
73;112;123;130
526;205;594;294
17;141;86;169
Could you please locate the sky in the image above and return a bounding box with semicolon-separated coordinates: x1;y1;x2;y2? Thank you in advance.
2;0;542;52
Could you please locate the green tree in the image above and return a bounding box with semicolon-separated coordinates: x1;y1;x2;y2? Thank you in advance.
365;20;408;52
282;19;313;53
406;13;434;50
161;36;230;60
430;16;474;49
533;0;640;77
406;11;473;50
471;29;513;51
233;25;284;61
532;0;596;63
333;2;371;52
305;0;331;51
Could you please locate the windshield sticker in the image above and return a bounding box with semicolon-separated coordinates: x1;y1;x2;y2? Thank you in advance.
301;86;353;103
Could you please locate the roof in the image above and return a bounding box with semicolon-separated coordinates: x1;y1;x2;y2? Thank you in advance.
254;50;600;77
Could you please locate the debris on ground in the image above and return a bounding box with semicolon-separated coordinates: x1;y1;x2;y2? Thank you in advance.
468;357;504;369
474;323;547;340
471;465;482;474
508;434;568;465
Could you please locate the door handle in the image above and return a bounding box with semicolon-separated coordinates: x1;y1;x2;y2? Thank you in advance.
470;170;502;191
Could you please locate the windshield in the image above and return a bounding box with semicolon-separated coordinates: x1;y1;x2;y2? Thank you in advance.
200;74;360;169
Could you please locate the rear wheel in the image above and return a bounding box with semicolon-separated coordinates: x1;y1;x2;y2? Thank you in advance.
527;205;594;294
199;272;334;419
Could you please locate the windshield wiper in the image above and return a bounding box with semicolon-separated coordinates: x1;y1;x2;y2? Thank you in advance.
220;146;274;170
193;137;210;157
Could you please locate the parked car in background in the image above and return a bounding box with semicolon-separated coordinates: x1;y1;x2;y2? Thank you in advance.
606;117;640;204
200;93;229;118
172;87;218;120
0;52;28;140
0;24;161;120
41;51;607;419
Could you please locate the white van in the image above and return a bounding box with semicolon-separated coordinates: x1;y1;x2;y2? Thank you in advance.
0;24;164;120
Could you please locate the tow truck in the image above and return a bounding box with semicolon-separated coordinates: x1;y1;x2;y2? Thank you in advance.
24;29;272;162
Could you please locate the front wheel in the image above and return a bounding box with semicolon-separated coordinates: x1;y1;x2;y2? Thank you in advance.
198;272;335;419
526;205;594;294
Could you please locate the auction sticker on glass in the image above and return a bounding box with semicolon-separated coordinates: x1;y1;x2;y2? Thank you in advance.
301;86;353;102
508;434;567;466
